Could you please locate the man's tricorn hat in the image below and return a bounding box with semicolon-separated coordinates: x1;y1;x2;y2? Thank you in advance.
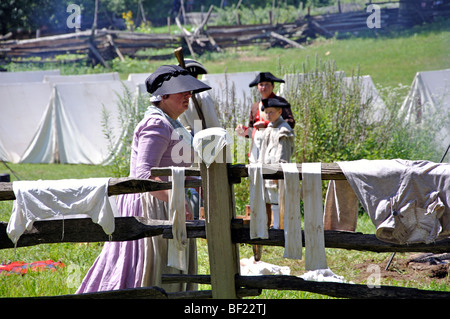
145;65;211;96
261;97;290;111
183;59;208;77
249;72;285;87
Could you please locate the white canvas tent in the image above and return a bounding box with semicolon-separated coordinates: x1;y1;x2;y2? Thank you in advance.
201;71;260;110
0;69;60;84
21;81;135;165
0;70;136;165
127;73;151;95
0;82;53;163
400;69;450;157
43;72;120;84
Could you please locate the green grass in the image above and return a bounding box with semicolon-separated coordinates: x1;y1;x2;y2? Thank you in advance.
198;22;450;89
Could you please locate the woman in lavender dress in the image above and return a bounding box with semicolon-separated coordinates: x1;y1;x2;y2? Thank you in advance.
76;65;211;293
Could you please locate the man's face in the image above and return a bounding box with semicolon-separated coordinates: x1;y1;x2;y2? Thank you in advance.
257;81;274;98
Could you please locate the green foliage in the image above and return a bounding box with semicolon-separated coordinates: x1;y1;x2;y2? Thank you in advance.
282;56;442;164
213;2;306;26
101;83;149;177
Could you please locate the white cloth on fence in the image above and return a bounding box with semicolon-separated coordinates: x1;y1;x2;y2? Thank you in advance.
193;127;232;168
167;167;188;271
240;257;290;276
302;163;328;271
338;159;450;244
248;163;268;239
7;178;116;244
300;268;348;283
281;163;302;259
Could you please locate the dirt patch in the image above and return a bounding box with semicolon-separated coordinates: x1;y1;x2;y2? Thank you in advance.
353;253;449;286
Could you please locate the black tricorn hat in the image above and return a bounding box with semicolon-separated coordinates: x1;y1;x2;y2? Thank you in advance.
249;72;285;87
261;97;290;111
183;59;208;77
145;65;211;96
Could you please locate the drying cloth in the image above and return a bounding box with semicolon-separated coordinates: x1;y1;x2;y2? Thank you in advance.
7;178;116;244
248;163;268;239
167;167;188;271
281;163;302;259
300;268;349;283
323;180;359;231
302;163;328;271
240;257;290;276
192;127;232;223
193;127;232;168
338;159;450;244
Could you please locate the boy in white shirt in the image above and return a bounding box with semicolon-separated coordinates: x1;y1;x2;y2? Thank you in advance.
258;97;295;229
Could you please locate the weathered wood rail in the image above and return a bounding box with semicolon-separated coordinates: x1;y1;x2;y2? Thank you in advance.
7;4;446;64
0;162;449;299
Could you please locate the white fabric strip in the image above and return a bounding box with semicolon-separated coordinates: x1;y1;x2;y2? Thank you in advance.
302;163;328;270
8;178;116;244
281;163;303;259
167;166;188;271
248;163;268;239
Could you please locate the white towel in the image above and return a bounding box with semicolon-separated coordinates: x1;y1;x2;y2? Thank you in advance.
248;163;268;239
7;178;116;244
281;163;302;259
302;163;328;271
167;167;188;271
300;268;349;283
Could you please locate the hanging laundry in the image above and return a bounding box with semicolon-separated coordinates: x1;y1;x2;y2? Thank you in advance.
338;159;450;244
281;163;302;259
168;167;188;271
7;178;117;244
248;163;268;239
302;163;328;271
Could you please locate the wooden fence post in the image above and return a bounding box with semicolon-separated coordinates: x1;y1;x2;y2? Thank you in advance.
200;149;240;299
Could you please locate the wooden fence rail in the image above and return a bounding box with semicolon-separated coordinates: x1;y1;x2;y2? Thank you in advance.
0;163;449;299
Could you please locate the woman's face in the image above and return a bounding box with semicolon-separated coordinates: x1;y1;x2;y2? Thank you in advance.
161;91;192;119
257;81;274;99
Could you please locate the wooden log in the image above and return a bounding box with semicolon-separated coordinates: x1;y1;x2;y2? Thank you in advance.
200;149;240;299
192;5;214;38
270;31;305;49
162;273;450;299
227;163;346;183
236;275;450;299
1;213;449;253
230;219;450;253
88;41;110;69
106;34;124;61
0;177;202;201
43;286;168;299
175;17;196;58
166;288;261;299
0;217;205;249
161;274;261;298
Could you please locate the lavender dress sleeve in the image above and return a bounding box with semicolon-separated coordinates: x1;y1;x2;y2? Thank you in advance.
133;116;172;179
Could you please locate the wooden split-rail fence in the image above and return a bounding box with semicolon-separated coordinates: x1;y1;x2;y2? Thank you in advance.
7;3;445;66
0;155;450;299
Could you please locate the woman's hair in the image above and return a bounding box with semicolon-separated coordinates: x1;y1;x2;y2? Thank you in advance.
151;94;170;107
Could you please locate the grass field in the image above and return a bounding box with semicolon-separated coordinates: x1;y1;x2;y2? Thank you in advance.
0;20;449;298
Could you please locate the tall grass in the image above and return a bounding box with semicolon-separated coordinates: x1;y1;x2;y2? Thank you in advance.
282;56;442;163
